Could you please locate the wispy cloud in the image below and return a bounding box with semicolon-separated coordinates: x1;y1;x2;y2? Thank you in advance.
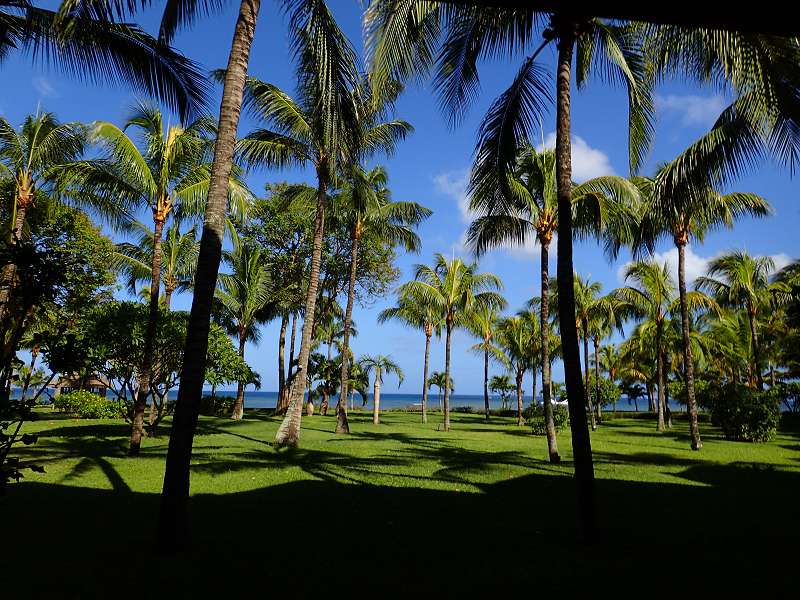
32;77;56;99
433;170;473;224
617;246;794;285
656;94;726;128
538;133;614;181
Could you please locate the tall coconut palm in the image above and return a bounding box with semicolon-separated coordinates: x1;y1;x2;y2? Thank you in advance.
497;314;536;426
400;254;504;431
360;354;404;425
335;165;430;434
696;251;777;390
215;236;272;420
427;370;453;413
378;287;443;424
467;142;637;453
366;6;654;537
113;221;199;309
465;304;506;421
633;163;771;449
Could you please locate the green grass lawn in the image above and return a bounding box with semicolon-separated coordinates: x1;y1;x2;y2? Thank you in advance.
4;408;799;596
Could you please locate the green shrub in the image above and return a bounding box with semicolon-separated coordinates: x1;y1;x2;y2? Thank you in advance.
669;379;712;409
53;390;121;419
199;395;234;416
704;382;780;442
527;404;570;435
763;382;800;413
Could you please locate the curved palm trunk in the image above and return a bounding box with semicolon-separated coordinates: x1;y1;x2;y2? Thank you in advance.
277;313;288;411
443;319;453;431
515;368;524;426
0;187;31;325
483;346;490;421
131;216;165;455
747;302;764;390
677;242;702;449
421;328;431;424
540;242;560;462
655;319;666;432
555;24;594;541
336;223;361;434
372;371;381;425
593;337;602;424
157;0;261;552
231;333;247;420
275;168;328;446
582;323;596;431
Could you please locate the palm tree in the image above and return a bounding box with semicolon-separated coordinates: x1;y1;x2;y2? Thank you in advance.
489;374;514;411
466;305;505;421
1;2;207;119
467;143;638;455
366;6;653;538
586;292;630;425
497;315;536;426
335;165;430;434
113;221;199;309
360;354;404;425
633;164;771;449
427;371;453;414
400;254;504;431
215;237;272;420
696;251;777;390
378;287;443;424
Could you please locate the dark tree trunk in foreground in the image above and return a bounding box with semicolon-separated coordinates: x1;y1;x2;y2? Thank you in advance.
554;22;595;542
443;319;453;431
275;168;328;446
483;347;490;420
677;242;702;449
421;326;431;424
231;333;246;420
131;215;165;455
157;0;261;552
336;222;361;434
540;242;560;462
655;321;666;432
0;189;31;327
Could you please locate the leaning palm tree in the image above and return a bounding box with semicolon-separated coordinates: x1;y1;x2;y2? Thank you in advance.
334;165;430;434
427;371;453;414
465;305;506;421
113;221;199;309
467;142;638;455
378;287;443;424
366;6;653;537
215;237;272;420
633;159;771;449
696;251;777;390
400;254;504;431
360;354;404;425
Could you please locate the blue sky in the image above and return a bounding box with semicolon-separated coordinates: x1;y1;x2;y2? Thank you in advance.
3;2;798;395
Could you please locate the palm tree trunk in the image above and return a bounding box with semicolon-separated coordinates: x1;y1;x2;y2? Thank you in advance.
540;241;560;462
0;194;30;326
277;312;288;411
532;367;537;412
372;374;381;425
421;329;431;424
583;323;596;431
516;368;524;426
747;302;764;390
554;22;594;541
677;242;702;449
164;285;175;310
336;224;361;434
231;333;247;420
655;320;666;432
594;337;602;424
157;0;261;552
483;346;490;421
275;167;328;447
131;215;165;455
278;312;298;414
443;320;453;431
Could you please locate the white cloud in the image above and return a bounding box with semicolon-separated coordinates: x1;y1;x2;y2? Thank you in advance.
538;133;614;181
617;246;794;285
656;94;726;128
433;170;473;224
32;77;55;98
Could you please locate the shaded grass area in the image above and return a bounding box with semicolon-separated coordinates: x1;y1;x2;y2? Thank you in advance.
3;409;799;596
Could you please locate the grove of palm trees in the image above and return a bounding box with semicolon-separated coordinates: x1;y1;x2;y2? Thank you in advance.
2;1;800;595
